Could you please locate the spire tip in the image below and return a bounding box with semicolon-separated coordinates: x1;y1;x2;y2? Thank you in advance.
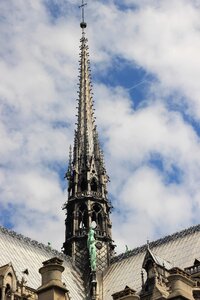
79;0;87;29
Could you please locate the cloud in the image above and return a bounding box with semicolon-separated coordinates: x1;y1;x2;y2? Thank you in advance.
89;0;200;118
95;84;200;169
0;0;76;249
112;166;193;253
95;82;200;252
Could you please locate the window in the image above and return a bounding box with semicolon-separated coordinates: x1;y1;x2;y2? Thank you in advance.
78;204;88;229
91;177;98;192
91;204;103;230
81;178;87;191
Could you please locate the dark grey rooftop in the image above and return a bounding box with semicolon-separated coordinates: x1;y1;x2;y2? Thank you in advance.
0;226;85;300
112;224;200;263
102;224;200;300
1;223;200;300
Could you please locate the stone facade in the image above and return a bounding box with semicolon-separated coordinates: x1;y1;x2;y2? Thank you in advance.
111;257;200;300
0;263;36;300
37;257;69;300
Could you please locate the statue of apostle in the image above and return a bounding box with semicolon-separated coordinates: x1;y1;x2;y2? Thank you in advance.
87;226;96;271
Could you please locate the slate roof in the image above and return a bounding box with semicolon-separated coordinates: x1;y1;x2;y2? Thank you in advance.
1;223;200;300
102;224;200;300
0;226;85;300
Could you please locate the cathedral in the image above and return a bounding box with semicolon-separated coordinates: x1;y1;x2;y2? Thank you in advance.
1;5;200;300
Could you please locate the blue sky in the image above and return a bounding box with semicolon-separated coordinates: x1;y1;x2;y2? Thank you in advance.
1;0;200;253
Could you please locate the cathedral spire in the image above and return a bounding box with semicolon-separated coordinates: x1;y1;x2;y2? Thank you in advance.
63;3;114;281
69;5;108;199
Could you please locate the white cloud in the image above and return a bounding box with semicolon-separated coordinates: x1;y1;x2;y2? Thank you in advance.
112;166;193;253
95;83;200;252
0;0;76;249
95;84;200;168
89;0;200;118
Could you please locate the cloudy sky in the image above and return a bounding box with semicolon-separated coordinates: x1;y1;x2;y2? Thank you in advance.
1;0;200;254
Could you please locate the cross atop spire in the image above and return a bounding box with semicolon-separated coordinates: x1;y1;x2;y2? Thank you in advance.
79;0;87;30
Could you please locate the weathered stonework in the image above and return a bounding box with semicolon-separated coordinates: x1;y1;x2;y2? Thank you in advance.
37;257;69;300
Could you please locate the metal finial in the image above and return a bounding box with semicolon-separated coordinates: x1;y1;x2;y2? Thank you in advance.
79;0;87;29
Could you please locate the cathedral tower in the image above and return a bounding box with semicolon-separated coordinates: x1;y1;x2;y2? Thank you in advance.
63;4;114;276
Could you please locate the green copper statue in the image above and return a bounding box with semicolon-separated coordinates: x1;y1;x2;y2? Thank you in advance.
87;227;96;271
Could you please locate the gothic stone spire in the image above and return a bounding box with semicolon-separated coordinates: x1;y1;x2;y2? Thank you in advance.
63;9;114;281
68;22;108;200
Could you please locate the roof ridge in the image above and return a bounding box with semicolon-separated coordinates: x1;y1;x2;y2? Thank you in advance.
111;223;200;264
0;225;69;262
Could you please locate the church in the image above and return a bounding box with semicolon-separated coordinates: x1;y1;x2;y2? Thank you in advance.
0;4;200;300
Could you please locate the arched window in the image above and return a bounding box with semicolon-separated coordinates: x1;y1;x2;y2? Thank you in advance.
91;204;103;230
97;213;103;229
81;178;87;191
78;204;88;229
145;260;154;278
66;207;73;237
91;177;98;192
